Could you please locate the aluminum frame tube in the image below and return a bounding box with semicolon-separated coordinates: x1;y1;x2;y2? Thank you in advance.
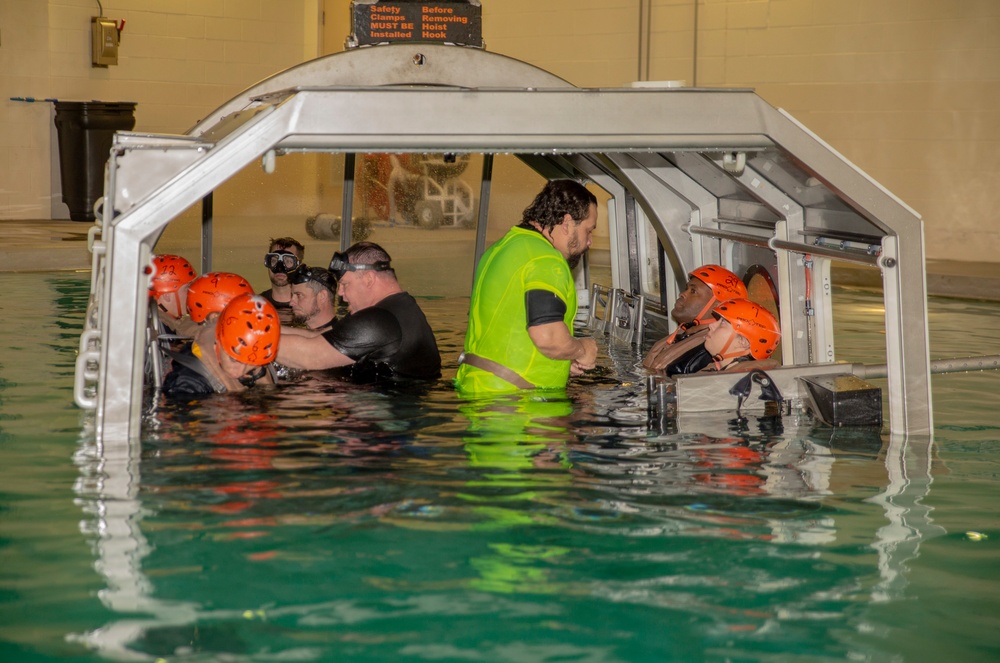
86;67;931;438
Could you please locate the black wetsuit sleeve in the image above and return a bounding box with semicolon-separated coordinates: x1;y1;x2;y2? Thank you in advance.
667;345;714;377
162;362;215;397
525;289;567;327
321;307;402;362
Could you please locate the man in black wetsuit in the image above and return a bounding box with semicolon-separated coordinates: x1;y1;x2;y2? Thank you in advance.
287;266;338;332
259;237;304;325
276;242;441;383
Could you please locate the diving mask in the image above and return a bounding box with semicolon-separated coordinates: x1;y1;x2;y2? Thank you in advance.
264;251;302;274
328;251;391;280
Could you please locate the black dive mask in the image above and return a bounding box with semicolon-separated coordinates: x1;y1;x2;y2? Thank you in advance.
238;365;267;388
291;266;338;294
264;251;302;274
328;251;391;280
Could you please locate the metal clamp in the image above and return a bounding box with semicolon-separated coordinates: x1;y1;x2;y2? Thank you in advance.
74;348;100;410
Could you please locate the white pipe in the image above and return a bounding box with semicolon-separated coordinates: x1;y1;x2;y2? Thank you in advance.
858;355;1000;379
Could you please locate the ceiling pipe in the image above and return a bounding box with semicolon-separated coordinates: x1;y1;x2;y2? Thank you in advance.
638;0;652;81
692;0;700;86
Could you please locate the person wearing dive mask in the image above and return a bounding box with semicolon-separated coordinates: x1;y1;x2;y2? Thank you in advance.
260;237;304;325
276;242;441;383
287;266;338;332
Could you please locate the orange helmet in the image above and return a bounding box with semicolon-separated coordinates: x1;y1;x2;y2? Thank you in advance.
186;272;253;323
690;265;748;303
215;294;280;366
713;298;781;360
148;255;197;298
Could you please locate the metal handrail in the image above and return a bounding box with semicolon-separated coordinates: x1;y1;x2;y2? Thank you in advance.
858;355;1000;379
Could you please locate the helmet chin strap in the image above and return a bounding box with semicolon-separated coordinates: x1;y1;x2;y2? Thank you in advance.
665;319;697;344
711;330;747;370
667;297;717;344
164;296;183;319
693;297;718;325
175;295;188;319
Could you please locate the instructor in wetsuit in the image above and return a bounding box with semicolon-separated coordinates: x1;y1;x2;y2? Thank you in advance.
455;179;599;394
276;242;441;383
260;237;305;325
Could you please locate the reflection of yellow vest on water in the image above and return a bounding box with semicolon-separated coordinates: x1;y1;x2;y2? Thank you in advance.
459;394;576;594
374;395;576;595
460;394;573;486
455;226;577;394
455;393;574;534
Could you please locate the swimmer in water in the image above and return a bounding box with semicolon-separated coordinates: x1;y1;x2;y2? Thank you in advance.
455;179;599;394
178;271;254;337
259;237;305;325
286;266;338;333
276;242;441;383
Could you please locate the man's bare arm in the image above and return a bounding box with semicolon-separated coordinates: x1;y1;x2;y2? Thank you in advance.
279;326;321;338
528;321;598;370
277;333;354;370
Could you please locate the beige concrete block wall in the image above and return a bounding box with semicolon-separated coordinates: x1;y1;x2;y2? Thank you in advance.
3;0;997;264
0;0;318;221
1;1;52;219
484;0;1000;264
675;0;1000;264
484;0;642;87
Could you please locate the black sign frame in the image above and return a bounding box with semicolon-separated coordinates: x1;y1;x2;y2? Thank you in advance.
351;1;483;48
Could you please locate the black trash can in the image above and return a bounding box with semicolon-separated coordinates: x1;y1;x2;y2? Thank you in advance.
54;101;136;221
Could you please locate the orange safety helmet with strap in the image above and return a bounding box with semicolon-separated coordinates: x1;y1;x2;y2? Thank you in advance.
711;298;781;361
148;255;197;317
186;272;253;323
215;294;280;366
688;265;748;324
663;265;749;345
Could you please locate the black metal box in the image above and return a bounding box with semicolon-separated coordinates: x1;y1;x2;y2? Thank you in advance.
800;373;883;428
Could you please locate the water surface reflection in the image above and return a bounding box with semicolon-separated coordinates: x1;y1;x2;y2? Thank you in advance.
70;293;951;661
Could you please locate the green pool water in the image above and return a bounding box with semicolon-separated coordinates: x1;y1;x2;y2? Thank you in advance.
1;273;998;662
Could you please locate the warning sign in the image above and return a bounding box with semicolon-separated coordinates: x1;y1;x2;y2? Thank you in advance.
351;1;483;48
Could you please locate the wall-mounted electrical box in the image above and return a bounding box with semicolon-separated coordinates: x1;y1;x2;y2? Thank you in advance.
91;17;119;67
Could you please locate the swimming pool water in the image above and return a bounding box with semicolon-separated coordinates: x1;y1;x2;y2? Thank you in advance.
1;273;998;662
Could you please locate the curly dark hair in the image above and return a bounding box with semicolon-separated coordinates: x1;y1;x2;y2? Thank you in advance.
519;180;597;232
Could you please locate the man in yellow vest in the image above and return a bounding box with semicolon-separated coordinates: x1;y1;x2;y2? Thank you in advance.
456;180;599;394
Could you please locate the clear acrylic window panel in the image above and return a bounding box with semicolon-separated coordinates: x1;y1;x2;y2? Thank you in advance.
638;206;663;300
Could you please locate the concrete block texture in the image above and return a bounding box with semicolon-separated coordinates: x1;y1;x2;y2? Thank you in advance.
1;0;997;266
